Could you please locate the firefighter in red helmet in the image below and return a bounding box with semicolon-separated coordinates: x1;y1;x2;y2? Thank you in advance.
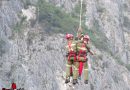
65;33;79;85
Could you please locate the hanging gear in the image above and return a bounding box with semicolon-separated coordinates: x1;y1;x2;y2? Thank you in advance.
78;32;84;40
76;28;83;39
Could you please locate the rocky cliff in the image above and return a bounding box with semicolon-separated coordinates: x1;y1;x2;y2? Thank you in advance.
0;0;130;90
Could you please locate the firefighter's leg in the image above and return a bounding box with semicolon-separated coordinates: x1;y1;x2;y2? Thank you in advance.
73;61;79;85
84;61;89;84
65;60;73;83
70;67;73;76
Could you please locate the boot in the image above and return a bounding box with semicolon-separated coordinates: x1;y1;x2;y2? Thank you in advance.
84;80;88;84
73;79;78;85
70;73;73;77
65;78;70;84
78;76;81;80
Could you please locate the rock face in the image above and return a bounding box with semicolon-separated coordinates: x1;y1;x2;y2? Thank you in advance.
0;0;130;90
85;0;130;64
0;0;23;38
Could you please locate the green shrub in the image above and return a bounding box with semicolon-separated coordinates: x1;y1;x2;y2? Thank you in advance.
116;59;124;66
13;16;26;33
37;0;80;34
22;0;32;9
9;15;27;40
13;23;22;33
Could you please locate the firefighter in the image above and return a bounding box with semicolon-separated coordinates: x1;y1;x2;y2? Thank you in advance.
77;34;93;84
65;33;79;85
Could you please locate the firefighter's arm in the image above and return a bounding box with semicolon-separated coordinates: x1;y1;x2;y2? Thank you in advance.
88;48;94;55
86;44;94;55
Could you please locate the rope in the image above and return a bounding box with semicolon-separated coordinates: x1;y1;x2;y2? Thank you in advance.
76;0;83;37
79;0;83;29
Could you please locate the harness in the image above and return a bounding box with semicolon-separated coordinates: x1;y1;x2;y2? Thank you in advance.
77;43;87;62
67;42;77;61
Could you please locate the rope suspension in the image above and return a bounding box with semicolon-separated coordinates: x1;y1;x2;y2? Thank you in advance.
79;0;83;29
77;0;84;37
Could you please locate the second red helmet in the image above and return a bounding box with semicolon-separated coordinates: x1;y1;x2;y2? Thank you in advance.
83;34;90;41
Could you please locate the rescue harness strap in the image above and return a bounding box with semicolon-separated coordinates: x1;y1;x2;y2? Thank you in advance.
68;42;77;61
77;43;87;61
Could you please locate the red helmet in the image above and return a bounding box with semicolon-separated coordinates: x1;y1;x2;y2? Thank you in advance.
66;34;73;40
83;34;90;41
